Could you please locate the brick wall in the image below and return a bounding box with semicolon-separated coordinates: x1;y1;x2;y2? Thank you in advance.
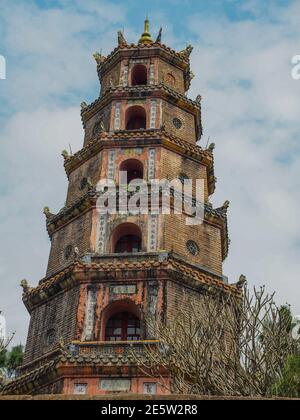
162;100;196;144
163;214;223;275
23;287;80;364
46;210;93;276
66;152;102;206
100;61;122;95
160;148;208;200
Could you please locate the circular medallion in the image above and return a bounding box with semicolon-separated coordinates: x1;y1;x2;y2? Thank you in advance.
173;117;183;130
186;240;199;256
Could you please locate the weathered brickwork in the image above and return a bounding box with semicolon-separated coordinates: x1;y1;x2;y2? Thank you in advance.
83;103;111;146
162;100;197;143
158;59;185;94
66;152;102;206
46;211;93;276
163;214;223;275
100;61;122;95
23;287;80;364
160;147;208;200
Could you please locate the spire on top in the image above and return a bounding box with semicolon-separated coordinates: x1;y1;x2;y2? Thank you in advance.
138;16;153;44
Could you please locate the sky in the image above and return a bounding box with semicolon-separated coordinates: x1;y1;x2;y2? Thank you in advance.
0;0;299;345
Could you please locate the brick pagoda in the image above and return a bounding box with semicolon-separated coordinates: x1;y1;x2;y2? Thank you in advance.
1;19;239;396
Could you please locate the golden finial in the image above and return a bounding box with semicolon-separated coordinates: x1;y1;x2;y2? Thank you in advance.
138;16;153;44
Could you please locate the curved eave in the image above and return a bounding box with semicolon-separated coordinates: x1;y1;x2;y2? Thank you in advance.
81;83;201;130
22;253;240;312
64;130;212;179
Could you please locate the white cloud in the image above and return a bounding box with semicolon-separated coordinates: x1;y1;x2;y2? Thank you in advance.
0;107;83;343
0;1;126;110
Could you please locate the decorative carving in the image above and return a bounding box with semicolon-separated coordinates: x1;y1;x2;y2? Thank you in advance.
61;150;69;159
43;206;54;219
195;94;201;105
59;336;65;349
82;290;97;341
114;103;121;130
20;279;30;294
148;214;158;251
186;240;199;256
149;63;155;85
179;44;193;59
155;27;162;43
150;99;157;129
189;71;195;80
97;214;107;254
208;142;215;152
173;117;183;130
86;177;94;191
122;64;129;86
80;101;88;110
118;30;127;47
222;200;230;210
74;246;80;259
148;282;159;316
148;149;156;180
108;150;116;179
93;52;106;66
110;285;137;295
236;274;247;289
64;245;73;260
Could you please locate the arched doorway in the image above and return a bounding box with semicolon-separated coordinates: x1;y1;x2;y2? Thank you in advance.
125;106;146;130
131;64;148;86
119;159;144;183
111;223;142;254
105;311;141;341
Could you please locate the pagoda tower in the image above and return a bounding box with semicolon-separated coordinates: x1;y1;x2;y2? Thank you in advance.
2;20;239;396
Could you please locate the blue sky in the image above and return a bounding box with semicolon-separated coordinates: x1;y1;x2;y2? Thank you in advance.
0;0;300;344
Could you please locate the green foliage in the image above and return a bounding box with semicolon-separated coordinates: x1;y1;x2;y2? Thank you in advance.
0;345;24;378
273;355;300;398
0;349;6;368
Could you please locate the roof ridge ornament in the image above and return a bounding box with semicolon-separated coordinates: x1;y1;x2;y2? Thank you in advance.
93;51;106;66
139;16;153;44
118;30;127;47
179;44;194;60
155;27;162;43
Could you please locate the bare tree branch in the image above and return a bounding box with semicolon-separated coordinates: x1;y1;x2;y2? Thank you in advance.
132;286;299;397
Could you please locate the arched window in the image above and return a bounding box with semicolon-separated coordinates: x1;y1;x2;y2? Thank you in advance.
112;223;142;254
131;64;148;86
120;159;144;183
105;311;141;341
125;106;146;130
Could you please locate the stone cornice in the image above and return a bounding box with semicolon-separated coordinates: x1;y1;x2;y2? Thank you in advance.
81;83;201;129
44;186;225;238
0;341;161;395
22;252;239;312
46;189;98;236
